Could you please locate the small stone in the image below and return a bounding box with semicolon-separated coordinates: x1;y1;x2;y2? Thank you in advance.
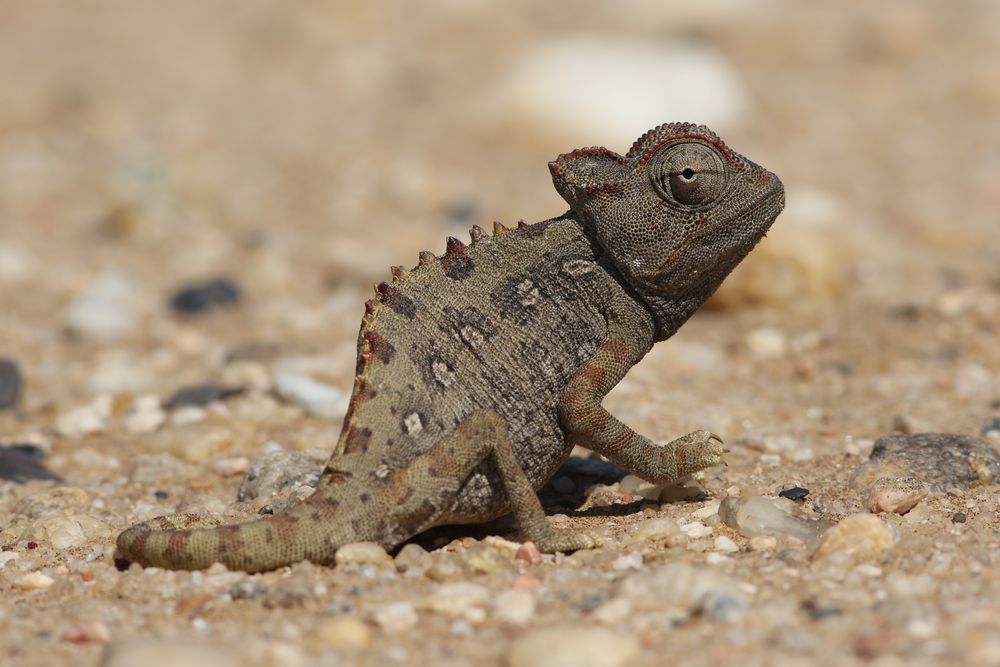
713;536;739;553
778;486;809;501
426;582;490;622
508;626;640;667
0;357;21;409
211;456;250;477
170;278;241;314
852;432;1000;493
611;551;643;570
55;394;113;438
952;511;967;523
335;542;392;567
0;552;20;568
102;640;239;667
62;621;112;644
494;590;536;625
122;395;166;434
867;476;928;514
0;444;61;483
619;562;747;622
15;572;55;590
813;514;895;562
237;445;327;501
25;514;111;549
515;541;542;566
370;601;418;632
314;616;372;650
745;327;787;358
164;383;245;409
455;542;517;576
719;496;832;545
748;535;777;551
680;521;713;538
273;371;347;420
394;543;432;574
65;272;137;341
591;597;633;624
631;517;680;543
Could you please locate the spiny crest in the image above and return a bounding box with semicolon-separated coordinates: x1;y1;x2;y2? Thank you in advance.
625;122;717;162
445;236;466;254
469;225;487;244
390;265;408;282
418;250;436;267
493;221;509;236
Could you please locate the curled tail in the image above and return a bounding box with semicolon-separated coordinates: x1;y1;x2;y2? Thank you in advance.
115;493;362;573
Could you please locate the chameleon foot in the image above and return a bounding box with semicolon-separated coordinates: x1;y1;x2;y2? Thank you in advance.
532;528;602;554
665;429;727;477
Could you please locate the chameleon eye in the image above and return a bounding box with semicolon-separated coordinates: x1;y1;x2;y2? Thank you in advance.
648;142;729;207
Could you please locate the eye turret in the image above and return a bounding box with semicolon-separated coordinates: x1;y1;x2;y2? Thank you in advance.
648;142;729;207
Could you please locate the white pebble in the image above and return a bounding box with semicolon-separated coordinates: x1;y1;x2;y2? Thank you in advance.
494;590;536;625
15;572;55;590
273;371;347;420
371;601;418;632
680;521;713;538
55;394;113;438
335;542;392;567
745;327;787;358
611;551;643;571
713;536;739;553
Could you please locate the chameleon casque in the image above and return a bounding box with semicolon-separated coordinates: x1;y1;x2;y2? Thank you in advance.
116;122;785;572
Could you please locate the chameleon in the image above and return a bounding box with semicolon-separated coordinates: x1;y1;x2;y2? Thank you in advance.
116;122;785;572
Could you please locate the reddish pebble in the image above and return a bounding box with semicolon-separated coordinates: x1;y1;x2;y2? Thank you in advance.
62;621;112;644
26;542;38;550
515;541;542;565
80;570;95;582
511;573;541;591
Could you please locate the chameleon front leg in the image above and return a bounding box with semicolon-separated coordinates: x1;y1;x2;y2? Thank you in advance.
428;411;598;553
558;315;725;485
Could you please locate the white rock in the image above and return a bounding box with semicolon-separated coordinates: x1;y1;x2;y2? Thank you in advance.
123;395;166;434
508;626;639;667
55;394;113;438
334;542;392;567
0;552;19;568
714;536;740;553
425;582;491;622
370;601;418;632
611;551;643;571
15;572;55;590
65;271;137;342
26;514;110;549
680;521;713;538
745;327;787;358
631;517;680;542
503;37;746;148
273;371;347;420
719;496;831;545
494;589;536;625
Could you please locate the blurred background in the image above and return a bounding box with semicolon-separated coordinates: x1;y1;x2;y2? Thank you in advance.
0;0;997;412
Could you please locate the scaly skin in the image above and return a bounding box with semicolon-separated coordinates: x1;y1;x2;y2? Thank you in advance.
116;122;785;572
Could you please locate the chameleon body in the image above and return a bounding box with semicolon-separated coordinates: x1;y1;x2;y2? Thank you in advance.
116;122;784;572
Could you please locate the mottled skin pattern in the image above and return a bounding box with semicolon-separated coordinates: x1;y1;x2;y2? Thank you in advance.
116;122;785;572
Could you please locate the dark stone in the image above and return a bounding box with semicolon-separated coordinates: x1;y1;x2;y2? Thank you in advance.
952;511;967;523
163;383;245;409
981;417;1000;436
154;490;169;500
0;444;62;483
778;486;810;501
0;358;21;409
856;433;1000;493
801;599;843;620
169;278;241;314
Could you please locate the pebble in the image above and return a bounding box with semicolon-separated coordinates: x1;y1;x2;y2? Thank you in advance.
0;444;61;483
494;589;536;625
14;486;91;518
123;395;166;434
619;563;748;622
611;551;643;571
454;542;517;576
631;517;681;543
507;626;640;667
65;271;137;341
0;552;19;568
679;521;713;538
211;456;250;477
813;514;895;562
867;476;928;514
102;640;238;667
719;496;831;545
15;572;55;590
425;582;491;622
515;541;542;565
394;543;432;574
314;616;372;650
62;621;112;644
25;514;110;549
334;542;392;567
505;37;745;149
237;445;327;501
852;432;1000;492
748;535;777;551
370;601;418;632
714;536;740;553
163;383;245;409
55;394;113;438
0;357;21;409
169;277;241;314
778;486;810;501
273;371;347;420
591;597;633;624
745;327;788;358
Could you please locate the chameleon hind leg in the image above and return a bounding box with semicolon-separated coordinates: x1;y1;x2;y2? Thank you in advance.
418;410;598;553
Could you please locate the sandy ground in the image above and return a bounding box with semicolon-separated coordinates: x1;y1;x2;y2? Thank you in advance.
1;1;999;666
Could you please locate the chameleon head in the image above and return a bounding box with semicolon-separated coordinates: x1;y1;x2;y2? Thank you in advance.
549;122;784;302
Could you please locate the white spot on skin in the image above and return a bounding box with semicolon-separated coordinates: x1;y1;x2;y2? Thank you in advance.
374;464;390;479
432;359;455;387
562;259;595;276
517;279;539;306
460;325;486;349
404;412;423;435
